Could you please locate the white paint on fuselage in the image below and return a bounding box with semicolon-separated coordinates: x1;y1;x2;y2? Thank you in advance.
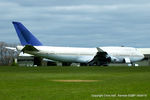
35;46;97;63
101;47;144;62
17;46;144;63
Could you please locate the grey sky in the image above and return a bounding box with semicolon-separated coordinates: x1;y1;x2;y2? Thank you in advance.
0;0;150;47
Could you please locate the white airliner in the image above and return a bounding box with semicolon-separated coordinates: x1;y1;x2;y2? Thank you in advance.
11;21;144;66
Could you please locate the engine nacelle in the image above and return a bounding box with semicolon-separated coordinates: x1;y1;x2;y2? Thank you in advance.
110;56;120;63
123;58;131;63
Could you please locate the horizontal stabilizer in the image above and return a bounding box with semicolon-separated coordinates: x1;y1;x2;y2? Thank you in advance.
22;45;38;53
5;47;17;51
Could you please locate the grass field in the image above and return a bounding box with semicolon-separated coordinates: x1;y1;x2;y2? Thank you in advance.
0;66;149;100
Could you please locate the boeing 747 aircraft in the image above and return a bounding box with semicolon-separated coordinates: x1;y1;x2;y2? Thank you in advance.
11;21;144;66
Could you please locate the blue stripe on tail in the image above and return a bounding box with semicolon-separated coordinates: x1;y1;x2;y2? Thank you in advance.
12;21;42;46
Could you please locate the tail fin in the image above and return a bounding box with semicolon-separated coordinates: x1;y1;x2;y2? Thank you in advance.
12;21;42;46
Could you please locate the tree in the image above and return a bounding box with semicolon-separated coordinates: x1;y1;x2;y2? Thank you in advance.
0;42;18;65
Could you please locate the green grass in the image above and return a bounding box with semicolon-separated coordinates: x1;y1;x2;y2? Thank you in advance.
0;66;149;100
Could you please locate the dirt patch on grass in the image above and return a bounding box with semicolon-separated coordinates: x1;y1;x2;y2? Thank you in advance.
51;80;99;82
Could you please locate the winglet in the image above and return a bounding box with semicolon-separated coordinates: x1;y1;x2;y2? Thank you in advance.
12;21;42;46
96;47;104;52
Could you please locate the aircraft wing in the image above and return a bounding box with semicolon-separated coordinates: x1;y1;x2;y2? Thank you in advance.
5;47;17;52
19;52;33;56
88;47;111;66
96;47;105;52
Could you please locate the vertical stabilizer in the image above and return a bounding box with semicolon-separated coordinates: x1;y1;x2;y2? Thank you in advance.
12;21;42;46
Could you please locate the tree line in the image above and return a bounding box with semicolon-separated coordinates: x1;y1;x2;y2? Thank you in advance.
0;42;18;65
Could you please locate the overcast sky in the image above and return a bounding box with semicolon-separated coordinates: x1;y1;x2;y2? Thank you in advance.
0;0;150;47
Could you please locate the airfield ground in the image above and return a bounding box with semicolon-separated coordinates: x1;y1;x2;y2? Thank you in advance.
0;66;149;100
